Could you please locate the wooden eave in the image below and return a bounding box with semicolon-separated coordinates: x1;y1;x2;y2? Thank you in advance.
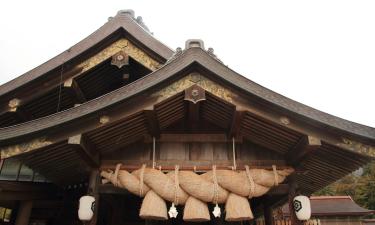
0;47;371;191
0;11;173;100
0;47;374;157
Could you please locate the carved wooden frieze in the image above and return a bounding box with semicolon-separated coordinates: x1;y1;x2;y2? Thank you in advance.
76;38;160;74
154;73;234;103
338;138;375;157
0;137;52;159
184;84;206;104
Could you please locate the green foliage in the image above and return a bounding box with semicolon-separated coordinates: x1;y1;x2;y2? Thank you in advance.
313;161;375;212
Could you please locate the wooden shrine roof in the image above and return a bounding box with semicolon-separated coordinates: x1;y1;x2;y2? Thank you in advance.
0;10;173;99
0;45;374;148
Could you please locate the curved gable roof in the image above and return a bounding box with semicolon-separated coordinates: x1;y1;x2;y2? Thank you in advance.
0;46;374;148
0;10;174;98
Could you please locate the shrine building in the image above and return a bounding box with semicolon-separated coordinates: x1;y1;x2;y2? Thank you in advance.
0;10;374;225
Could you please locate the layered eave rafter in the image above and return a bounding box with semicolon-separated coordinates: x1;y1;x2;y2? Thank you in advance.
0;47;374;160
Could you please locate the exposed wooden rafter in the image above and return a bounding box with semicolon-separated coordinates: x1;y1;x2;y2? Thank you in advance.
228;110;245;138
144;108;160;138
286;135;321;166
187;102;200;130
68;134;100;168
144;133;238;143
64;78;87;103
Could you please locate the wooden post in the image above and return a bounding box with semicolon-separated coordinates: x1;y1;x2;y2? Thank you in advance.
15;201;33;225
88;170;100;225
288;175;302;225
264;203;274;225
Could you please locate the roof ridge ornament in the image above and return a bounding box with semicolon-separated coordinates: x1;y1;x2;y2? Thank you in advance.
115;9;151;33
185;39;205;50
117;9;135;18
166;47;183;64
207;47;222;63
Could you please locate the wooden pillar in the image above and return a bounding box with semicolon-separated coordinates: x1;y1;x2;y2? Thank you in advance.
288;175;302;225
15;201;33;225
264;203;274;225
88;170;100;225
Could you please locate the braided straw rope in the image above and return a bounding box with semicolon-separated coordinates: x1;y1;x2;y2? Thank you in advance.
101;164;294;222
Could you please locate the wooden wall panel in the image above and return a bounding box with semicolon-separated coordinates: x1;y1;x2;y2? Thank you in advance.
159;142;189;160
189;143;214;160
103;141;150;161
213;143;229;160
239;140;283;161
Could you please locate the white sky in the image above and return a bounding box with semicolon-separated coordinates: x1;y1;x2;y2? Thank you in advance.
0;0;374;127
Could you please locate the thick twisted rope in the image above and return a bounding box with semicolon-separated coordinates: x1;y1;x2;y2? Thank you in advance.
140;164;146;196
212;165;219;204
101;165;293;204
174;165;180;205
245;165;255;198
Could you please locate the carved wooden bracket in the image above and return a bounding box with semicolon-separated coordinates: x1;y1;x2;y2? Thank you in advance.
111;51;129;69
184;84;206;104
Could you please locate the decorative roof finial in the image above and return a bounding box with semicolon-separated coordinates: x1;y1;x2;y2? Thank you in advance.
207;47;222;63
185;39;205;50
117;9;135;18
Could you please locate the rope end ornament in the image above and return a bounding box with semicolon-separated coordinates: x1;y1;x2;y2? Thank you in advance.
168;203;178;218
211;165;221;218
169;165;180;218
212;204;221;218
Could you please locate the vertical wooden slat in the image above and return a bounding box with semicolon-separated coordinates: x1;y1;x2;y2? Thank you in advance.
88;170;100;225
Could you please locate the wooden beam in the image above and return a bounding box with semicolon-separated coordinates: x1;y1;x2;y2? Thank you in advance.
98;184;288;197
144;133;241;143
228;110;245;138
0;191;58;201
101;159;289;172
68;134;100;168
99;184;129;195
144;109;160;138
187;102;200;130
15;201;33;225
263;197;274;225
286;135;321;166
64;78;86;103
266;184;289;196
88;170;100;225
288;175;303;225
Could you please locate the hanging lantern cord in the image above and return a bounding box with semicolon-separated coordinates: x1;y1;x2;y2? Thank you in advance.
232;137;237;170
152;137;156;169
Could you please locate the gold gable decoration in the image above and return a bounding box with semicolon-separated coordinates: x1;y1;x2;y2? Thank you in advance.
154;73;234;103
0;137;52;159
77;38;161;74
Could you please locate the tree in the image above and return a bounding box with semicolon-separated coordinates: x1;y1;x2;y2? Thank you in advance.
313;161;375;212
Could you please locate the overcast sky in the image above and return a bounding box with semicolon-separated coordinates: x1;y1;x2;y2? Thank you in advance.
0;0;374;127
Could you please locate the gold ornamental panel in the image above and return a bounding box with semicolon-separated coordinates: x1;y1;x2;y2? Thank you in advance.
76;38;161;75
0;137;52;159
154;73;234;103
